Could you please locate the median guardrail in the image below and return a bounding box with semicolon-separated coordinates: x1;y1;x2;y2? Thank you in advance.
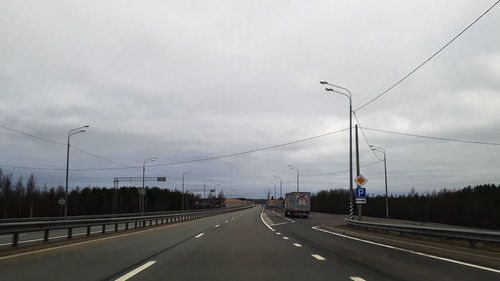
345;218;500;246
0;205;253;247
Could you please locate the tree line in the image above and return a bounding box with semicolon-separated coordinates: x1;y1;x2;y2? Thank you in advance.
0;169;225;218
311;184;500;230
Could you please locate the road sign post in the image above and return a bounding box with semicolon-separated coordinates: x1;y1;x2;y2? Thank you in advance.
355;187;366;199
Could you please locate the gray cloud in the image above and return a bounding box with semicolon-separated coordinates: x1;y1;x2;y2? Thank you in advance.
1;0;499;198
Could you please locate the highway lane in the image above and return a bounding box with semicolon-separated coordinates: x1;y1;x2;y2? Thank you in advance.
135;205;357;281
0;208;253;281
1;205;498;280
265;208;500;281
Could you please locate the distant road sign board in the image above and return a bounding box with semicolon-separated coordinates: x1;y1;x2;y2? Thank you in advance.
356;198;366;204
58;198;65;205
355;187;366;199
157;177;166;182
354;174;367;187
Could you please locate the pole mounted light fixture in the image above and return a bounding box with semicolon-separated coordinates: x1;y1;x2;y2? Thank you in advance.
181;170;191;211
370;144;389;218
320;80;354;219
288;165;299;192
141;156;157;214
65;125;90;217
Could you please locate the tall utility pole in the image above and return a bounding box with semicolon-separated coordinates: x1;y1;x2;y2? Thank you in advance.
355;125;361;221
371;145;389;218
65;125;89;217
321;81;353;219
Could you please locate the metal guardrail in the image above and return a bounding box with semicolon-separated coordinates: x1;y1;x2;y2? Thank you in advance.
0;205;253;247
0;208;211;223
345;218;500;245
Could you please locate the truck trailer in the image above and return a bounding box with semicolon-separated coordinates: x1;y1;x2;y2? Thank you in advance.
284;192;311;218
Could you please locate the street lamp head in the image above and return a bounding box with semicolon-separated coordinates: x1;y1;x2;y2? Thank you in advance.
320;80;328;85
325;88;334;91
84;125;90;128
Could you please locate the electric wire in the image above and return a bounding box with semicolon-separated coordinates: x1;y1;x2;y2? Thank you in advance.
354;0;500;111
362;127;500;146
0;127;350;171
301;160;383;177
353;112;383;161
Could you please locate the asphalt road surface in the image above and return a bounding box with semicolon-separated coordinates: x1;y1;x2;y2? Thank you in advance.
0;205;498;281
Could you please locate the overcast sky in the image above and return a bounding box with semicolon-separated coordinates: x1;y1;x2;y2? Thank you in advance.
1;0;499;198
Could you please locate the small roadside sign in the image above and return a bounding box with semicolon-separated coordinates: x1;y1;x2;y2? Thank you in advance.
157;177;166;182
356;198;366;204
355;187;366;198
58;198;65;205
354;174;367;187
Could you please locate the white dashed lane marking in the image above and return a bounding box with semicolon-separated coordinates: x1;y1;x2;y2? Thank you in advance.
114;261;156;281
195;233;204;238
293;243;302;247
349;277;366;281
282;237;289;240
311;254;326;261
214;225;220;228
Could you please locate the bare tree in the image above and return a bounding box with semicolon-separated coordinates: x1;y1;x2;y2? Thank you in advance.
15;176;25;217
26;174;37;217
1;171;13;218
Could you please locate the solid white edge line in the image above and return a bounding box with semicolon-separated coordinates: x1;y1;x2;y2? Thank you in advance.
275;212;293;222
312;226;500;274
195;233;204;238
270;222;289;226
311;254;326;261
115;260;156;281
260;207;276;232
350;277;366;281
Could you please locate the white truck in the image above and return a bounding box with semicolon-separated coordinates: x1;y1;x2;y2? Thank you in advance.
284;192;311;218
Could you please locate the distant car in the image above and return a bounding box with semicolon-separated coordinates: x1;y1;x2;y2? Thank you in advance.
284;192;311;218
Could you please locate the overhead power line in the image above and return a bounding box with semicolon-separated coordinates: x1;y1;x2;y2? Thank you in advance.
0;127;350;171
354;0;500;111
149;128;350;168
301;160;383;177
0;125;66;146
362;127;500;146
0;123;139;168
353;112;383;161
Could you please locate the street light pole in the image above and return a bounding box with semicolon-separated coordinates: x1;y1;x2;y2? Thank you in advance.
203;180;213;209
65;125;89;217
273;175;282;199
142;157;157;214
288;165;299;192
320;80;353;219
182;170;191;211
370;145;389;218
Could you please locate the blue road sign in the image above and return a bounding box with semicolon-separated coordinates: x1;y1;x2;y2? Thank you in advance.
355;187;366;198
